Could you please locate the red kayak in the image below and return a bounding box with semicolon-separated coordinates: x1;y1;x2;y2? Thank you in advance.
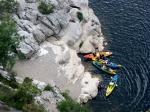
83;51;112;60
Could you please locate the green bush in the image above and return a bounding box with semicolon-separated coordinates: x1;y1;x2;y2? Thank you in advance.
0;77;41;109
17;52;27;60
44;84;54;92
57;92;92;112
0;84;15;102
0;74;19;89
0;82;44;112
0;0;18;15
0;84;46;112
77;12;84;22
38;1;54;14
23;77;33;83
23;103;47;112
0;16;19;69
11;77;41;109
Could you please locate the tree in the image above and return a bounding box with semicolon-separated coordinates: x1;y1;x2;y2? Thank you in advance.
0;16;19;69
0;0;18;16
12;77;41;109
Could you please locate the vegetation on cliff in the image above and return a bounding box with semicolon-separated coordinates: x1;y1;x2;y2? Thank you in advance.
38;1;54;14
77;12;84;22
0;16;19;70
0;76;46;112
0;0;18;15
57;92;92;112
0;0;19;70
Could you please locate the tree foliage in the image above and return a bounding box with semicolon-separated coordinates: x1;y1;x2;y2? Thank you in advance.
11;77;41;109
0;0;18;15
0;73;19;89
57;92;92;112
0;77;43;111
0;16;19;69
0;0;19;69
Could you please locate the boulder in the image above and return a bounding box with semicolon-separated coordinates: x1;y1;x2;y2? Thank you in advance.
79;72;99;103
35;89;64;112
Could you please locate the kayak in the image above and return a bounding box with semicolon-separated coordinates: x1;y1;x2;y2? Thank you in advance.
92;61;117;75
98;59;122;69
83;51;112;60
106;74;119;97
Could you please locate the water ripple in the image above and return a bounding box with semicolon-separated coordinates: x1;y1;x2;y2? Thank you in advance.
89;0;150;112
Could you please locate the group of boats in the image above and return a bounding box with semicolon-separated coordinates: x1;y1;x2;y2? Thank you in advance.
83;51;122;97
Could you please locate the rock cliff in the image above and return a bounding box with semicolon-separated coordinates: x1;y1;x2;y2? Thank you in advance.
13;0;104;107
14;0;104;57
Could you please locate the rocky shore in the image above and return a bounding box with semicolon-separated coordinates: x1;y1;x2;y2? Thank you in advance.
12;0;105;111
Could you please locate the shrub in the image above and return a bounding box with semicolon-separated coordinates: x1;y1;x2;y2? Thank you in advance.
0;74;19;89
57;92;92;112
0;76;43;111
23;103;46;112
23;77;33;83
0;16;19;69
77;12;84;22
44;84;54;91
38;1;54;14
0;84;15;102
10;77;41;109
0;0;18;15
17;52;27;60
61;91;71;100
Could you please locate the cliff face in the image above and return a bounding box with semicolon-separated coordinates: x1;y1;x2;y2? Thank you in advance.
14;0;104;57
13;0;104;105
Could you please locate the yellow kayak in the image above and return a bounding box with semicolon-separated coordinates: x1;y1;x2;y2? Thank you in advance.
99;51;113;57
106;74;119;97
106;82;116;97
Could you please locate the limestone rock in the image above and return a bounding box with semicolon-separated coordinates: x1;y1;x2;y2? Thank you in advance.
13;0;105;104
14;0;104;57
35;89;64;112
79;72;99;103
14;0;71;58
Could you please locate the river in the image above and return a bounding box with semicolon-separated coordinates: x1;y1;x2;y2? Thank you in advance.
89;0;150;112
